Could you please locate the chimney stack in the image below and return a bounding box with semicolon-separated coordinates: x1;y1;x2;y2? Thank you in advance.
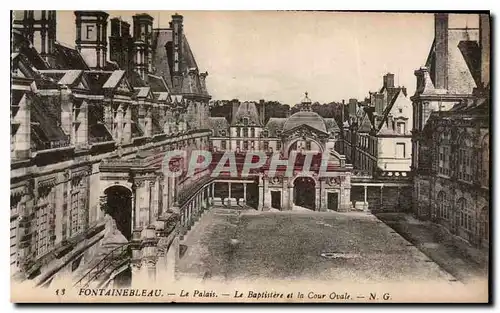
75;11;109;69
110;18;132;71
170;14;184;91
13;11;57;64
259;100;266;125
348;98;358;116
383;73;395;88
132;13;154;79
479;13;490;88
434;13;449;89
231;100;239;124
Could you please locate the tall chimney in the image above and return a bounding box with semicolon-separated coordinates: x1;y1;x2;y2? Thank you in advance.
170;14;184;91
75;11;108;70
13;11;57;65
231;100;239;124
434;13;449;89
479;13;490;88
348;98;358;116
132;13;154;79
383;73;395;88
259;99;265;125
109;18;132;71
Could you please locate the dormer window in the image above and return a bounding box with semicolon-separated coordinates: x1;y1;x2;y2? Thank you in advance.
262;130;269;138
276;130;282;136
243;117;249;126
220;130;227;137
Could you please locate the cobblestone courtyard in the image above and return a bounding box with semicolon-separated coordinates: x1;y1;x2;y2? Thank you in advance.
177;207;460;284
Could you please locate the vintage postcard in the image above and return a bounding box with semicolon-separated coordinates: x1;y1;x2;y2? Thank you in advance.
10;10;490;303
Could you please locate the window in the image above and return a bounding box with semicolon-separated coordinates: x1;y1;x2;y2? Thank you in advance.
458;198;474;232
277;141;282;150
480;207;489;242
396;143;406;158
397;122;406;134
70;191;80;236
437;191;449;219
306;141;312;150
220;130;226;137
243;127;248;137
243;117;249;126
251;128;255;138
398;108;403;113
480;134;489;186
236;141;240;149
262;130;268;138
438;132;451;176
221;140;226;150
264;141;269;151
237;128;241;137
243;141;249;150
458;135;473;182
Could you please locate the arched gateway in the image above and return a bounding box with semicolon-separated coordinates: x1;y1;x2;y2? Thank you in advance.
293;176;316;210
104;185;133;240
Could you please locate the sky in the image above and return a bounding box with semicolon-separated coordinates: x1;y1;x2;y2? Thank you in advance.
51;11;479;105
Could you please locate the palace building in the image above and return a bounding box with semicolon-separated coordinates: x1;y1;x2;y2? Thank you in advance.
11;10;213;286
208;93;353;212
411;13;490;249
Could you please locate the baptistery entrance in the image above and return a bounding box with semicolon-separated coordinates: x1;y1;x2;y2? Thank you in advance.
293;177;316;210
104;185;133;240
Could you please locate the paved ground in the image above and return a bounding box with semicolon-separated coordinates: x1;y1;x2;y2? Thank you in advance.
177;207;457;284
376;212;489;283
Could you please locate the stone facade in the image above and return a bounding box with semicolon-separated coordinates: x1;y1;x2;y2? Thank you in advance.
11;10;211;285
412;13;490;248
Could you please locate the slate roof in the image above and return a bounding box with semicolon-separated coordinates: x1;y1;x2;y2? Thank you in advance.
148;74;169;92
323;118;340;133
232;102;261;126
103;70;126;89
265;118;287;137
208;117;229;136
50;42;89;70
283;111;327;134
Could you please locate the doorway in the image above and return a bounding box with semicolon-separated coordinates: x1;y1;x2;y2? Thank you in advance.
327;192;339;211
271;191;281;210
293;176;316;210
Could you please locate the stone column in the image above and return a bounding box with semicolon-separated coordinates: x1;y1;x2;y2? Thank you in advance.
380;186;384;211
288;180;294;211
364;185;369;211
315;186;321;211
258;175;264;211
243;183;247;204
210;183;214;206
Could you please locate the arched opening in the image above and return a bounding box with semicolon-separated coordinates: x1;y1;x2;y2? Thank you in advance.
104;186;133;240
287;137;323;157
293;176;316;210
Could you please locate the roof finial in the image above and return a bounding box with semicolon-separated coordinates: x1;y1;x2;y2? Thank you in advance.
305;91;308;97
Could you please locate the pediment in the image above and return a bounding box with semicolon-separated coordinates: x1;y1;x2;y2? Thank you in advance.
282;124;328;140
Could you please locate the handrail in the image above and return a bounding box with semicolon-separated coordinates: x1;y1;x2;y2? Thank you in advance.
73;242;130;288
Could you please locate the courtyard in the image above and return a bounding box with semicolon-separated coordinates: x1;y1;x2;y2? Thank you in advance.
177;207;458;284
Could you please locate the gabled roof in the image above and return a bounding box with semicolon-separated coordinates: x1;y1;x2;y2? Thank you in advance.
457;40;481;87
358;111;373;133
376;88;402;130
102;70;126;89
134;87;153;99
50;42;89;70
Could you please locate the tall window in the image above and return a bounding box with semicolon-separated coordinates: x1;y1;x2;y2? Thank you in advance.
263;141;269;151
221;140;226;150
243;127;248;137
243;141;249;150
70;191;80;236
35;187;54;257
243;117;249;126
480;134;489;186
458;135;473;182
237;128;241;137
397;122;406;134
437;191;449;219
396;143;406;158
276;141;282;150
250;128;255;138
458;198;473;232
438;132;451;176
306;141;312;150
480;207;489;242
